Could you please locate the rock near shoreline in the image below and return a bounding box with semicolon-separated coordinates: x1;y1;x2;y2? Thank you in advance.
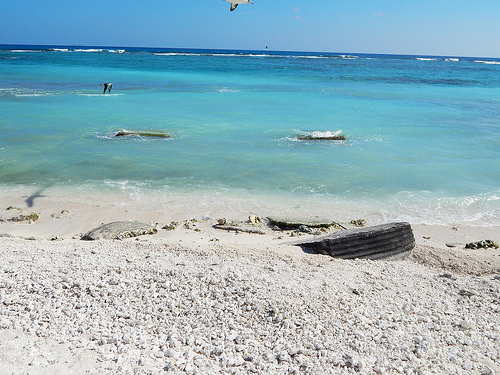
81;221;157;240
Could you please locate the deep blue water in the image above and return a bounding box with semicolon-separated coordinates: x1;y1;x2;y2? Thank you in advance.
1;44;499;224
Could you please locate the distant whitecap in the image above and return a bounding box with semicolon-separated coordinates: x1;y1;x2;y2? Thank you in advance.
216;88;242;93
293;55;328;59
77;93;124;97
154;52;203;56
474;60;500;65
74;49;104;53
0;88;55;97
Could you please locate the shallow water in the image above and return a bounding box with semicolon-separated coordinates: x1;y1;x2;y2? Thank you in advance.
1;45;499;225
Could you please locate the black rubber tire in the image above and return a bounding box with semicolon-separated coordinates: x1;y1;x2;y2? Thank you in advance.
295;222;415;260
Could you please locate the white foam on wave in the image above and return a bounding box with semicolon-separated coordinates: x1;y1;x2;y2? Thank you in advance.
445;58;460;62
300;129;343;138
474;60;500;65
94;132;115;140
74;48;104;53
14;94;49;97
44;48;126;54
154;52;272;58
11;50;39;53
293;55;328;59
211;53;240;57
379;191;500;226
77;93;125;97
416;57;437;61
359;134;385;144
0;88;56;97
216;87;242;94
154;52;203;56
154;52;239;57
2;182;497;227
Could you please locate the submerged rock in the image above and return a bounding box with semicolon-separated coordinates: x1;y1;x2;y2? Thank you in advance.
82;221;157;240
297;135;346;141
115;130;170;138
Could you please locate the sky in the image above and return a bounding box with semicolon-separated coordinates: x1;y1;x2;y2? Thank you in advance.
1;0;500;57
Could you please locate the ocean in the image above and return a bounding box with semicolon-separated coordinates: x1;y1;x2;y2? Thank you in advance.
1;45;499;225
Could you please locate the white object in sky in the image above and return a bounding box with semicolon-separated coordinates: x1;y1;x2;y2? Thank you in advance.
224;0;253;12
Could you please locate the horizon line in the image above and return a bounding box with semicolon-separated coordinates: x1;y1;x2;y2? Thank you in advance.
0;43;499;60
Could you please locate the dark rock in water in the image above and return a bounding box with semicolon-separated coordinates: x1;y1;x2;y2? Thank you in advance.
298;135;346;141
291;222;415;260
82;221;157;240
267;217;345;230
115;130;170;138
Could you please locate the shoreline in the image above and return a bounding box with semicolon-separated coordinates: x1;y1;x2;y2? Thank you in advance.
1;187;499;374
1;185;499;249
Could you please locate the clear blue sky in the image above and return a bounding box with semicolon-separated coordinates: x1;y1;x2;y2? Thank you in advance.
1;0;500;57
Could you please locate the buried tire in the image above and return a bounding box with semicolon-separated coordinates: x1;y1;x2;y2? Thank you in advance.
294;222;415;260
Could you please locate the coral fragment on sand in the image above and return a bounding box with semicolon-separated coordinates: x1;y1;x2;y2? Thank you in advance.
350;219;367;227
8;212;39;223
464;240;499;250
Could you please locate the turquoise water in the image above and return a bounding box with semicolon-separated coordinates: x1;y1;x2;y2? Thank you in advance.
1;45;499;224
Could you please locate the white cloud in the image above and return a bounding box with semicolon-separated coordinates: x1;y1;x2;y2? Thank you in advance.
293;7;302;21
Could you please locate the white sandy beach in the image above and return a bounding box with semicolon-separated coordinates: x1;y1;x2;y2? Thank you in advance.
0;189;499;374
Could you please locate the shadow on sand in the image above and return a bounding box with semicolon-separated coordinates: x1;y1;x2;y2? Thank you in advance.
25;187;49;208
